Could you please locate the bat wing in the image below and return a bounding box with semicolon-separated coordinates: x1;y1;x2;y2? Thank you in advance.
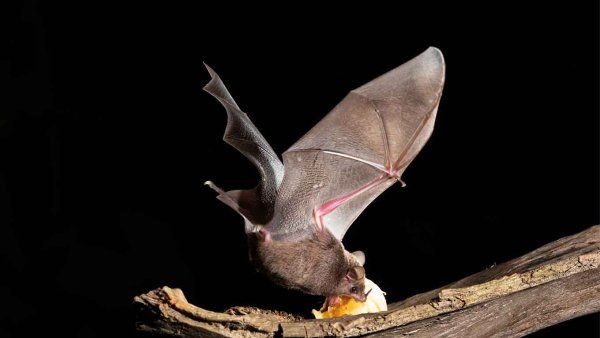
268;47;445;241
204;64;284;231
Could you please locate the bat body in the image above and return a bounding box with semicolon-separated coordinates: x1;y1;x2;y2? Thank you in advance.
204;47;445;303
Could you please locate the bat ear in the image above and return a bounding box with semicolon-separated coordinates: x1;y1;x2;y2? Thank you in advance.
352;251;365;266
346;266;365;281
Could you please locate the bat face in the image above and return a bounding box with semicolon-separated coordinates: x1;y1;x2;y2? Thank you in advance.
332;265;367;302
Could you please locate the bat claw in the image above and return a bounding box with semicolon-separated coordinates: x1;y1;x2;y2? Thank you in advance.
204;180;225;194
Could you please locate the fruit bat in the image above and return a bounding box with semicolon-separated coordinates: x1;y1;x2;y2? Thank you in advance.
204;47;445;306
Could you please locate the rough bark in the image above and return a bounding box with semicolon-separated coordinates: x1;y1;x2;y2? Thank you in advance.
134;225;600;337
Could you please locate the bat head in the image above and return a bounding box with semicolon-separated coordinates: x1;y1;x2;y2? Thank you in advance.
332;255;368;302
249;227;370;301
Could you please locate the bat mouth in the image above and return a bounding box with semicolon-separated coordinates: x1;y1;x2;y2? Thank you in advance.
325;295;342;308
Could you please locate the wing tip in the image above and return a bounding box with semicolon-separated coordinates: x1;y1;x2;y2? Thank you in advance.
425;47;445;73
351;47;445;97
422;46;446;78
202;63;241;110
429;45;444;61
424;46;444;61
419;46;446;99
202;62;220;93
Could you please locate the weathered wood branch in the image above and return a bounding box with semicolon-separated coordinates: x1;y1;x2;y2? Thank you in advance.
134;225;600;337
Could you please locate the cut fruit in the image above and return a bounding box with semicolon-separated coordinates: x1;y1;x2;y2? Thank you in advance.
312;278;387;319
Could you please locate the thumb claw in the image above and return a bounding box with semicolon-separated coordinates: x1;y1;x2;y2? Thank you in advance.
204;180;225;194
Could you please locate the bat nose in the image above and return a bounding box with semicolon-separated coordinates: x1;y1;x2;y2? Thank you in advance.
358;288;373;302
353;292;368;302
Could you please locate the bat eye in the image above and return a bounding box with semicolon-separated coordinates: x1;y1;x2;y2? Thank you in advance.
350;286;358;294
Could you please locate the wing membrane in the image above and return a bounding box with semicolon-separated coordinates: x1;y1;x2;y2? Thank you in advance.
270;47;445;240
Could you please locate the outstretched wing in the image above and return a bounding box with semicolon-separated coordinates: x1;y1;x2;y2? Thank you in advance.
204;64;284;230
268;47;445;241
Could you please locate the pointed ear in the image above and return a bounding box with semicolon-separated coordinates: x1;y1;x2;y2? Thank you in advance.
346;266;365;281
352;251;365;266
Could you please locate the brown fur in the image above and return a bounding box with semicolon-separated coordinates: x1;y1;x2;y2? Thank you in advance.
248;230;366;298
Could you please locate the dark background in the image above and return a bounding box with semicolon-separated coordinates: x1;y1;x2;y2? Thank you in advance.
3;1;599;337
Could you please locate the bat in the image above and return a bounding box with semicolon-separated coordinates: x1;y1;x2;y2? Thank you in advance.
204;47;445;306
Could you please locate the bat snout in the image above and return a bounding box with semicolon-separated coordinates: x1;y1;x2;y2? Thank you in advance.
352;291;368;302
353;288;372;302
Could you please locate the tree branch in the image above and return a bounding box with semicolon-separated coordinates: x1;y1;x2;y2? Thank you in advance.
134;225;600;337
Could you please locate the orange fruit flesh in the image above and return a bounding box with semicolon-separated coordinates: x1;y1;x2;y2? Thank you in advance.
312;278;387;319
312;296;363;318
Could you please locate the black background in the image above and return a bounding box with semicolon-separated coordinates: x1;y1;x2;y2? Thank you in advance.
4;1;599;337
